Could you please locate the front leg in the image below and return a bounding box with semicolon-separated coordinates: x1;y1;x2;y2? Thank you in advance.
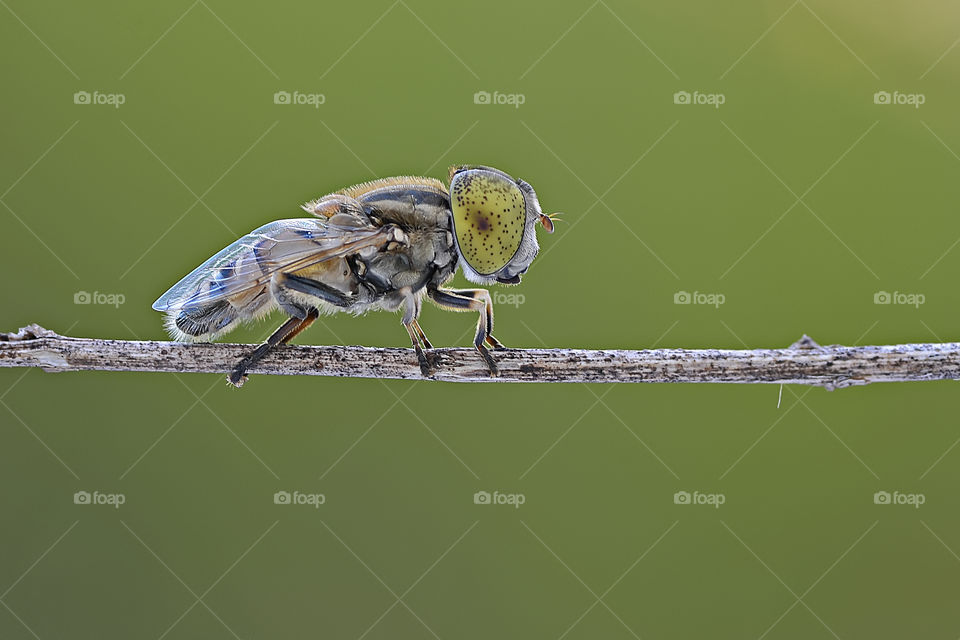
426;287;502;376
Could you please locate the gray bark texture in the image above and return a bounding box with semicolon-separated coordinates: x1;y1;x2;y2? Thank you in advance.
2;325;958;389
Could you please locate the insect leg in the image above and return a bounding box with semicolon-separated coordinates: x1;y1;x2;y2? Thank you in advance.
231;272;363;386
411;320;433;349
426;287;500;376
401;293;435;377
279;273;354;307
461;288;504;349
431;287;504;348
228;307;319;387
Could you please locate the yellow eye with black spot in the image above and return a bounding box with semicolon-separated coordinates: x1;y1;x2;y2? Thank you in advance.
449;168;526;276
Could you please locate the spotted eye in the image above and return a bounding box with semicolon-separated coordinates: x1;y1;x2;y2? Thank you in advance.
450;168;526;276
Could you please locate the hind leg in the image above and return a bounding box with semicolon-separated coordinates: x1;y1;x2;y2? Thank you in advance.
229;308;319;387
229;272;353;387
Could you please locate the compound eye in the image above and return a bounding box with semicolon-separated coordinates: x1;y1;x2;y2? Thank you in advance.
450;168;525;276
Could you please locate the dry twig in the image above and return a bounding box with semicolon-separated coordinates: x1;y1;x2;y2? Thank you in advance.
1;324;957;389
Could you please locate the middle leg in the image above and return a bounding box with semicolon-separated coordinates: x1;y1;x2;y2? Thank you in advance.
401;291;436;377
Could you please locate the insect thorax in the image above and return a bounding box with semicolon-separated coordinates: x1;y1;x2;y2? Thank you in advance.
350;182;459;298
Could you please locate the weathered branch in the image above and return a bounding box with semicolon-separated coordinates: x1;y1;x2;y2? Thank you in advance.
1;324;958;389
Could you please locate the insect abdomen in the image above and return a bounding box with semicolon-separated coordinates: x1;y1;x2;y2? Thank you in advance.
164;286;272;342
169;300;236;337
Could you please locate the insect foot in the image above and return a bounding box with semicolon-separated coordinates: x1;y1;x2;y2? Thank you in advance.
416;350;438;378
478;346;500;377
227;368;248;388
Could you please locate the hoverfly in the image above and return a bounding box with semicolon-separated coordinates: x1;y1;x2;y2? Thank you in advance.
152;165;558;387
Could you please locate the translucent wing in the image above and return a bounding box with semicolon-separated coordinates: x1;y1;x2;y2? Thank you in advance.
152;217;393;312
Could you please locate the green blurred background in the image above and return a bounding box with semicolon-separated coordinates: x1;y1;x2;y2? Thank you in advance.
2;0;960;637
